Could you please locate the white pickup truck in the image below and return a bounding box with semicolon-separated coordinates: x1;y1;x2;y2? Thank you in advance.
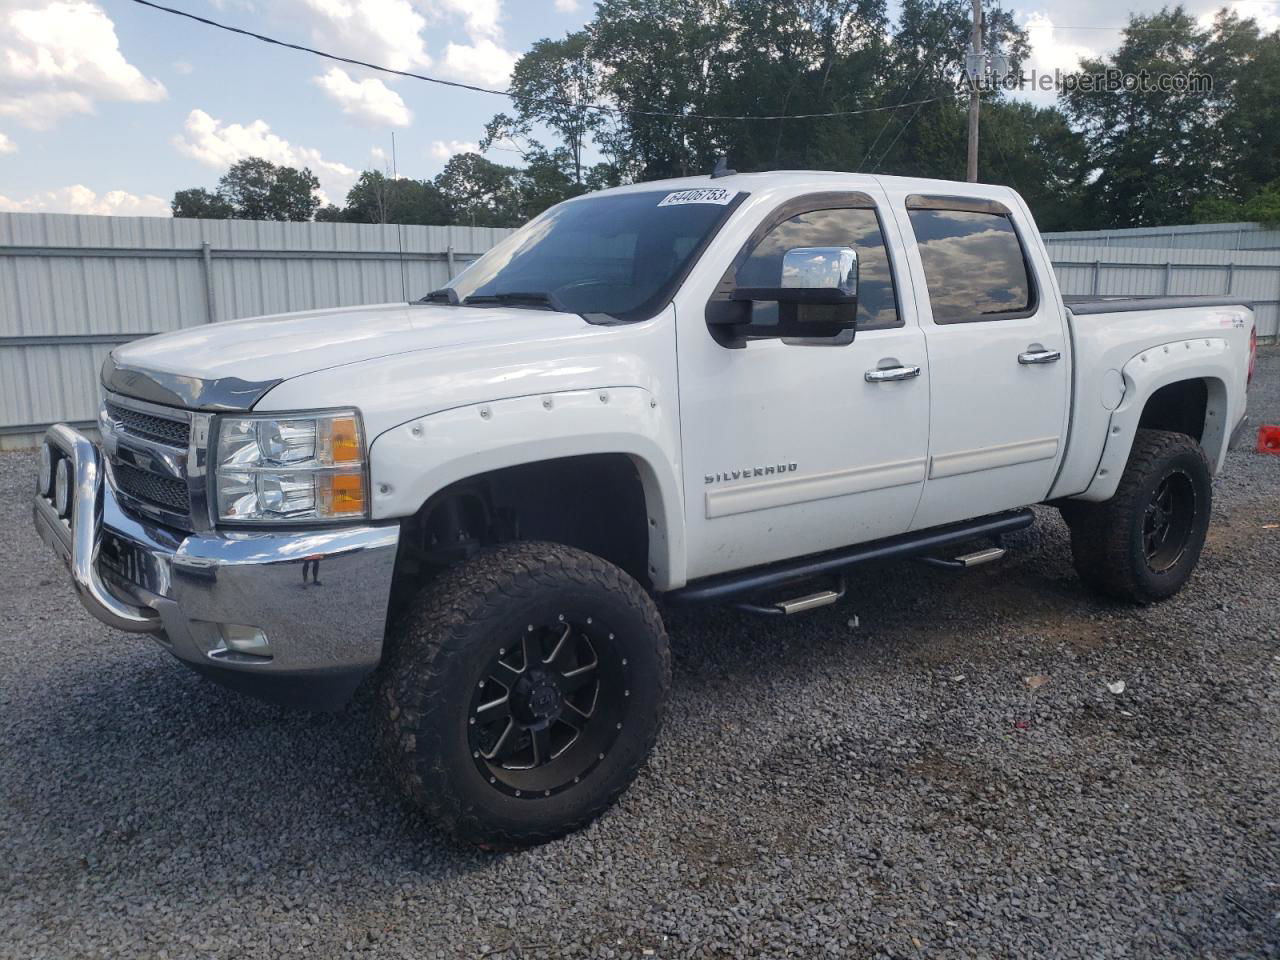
34;171;1257;846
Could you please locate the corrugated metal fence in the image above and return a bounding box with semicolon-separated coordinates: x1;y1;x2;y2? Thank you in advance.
1042;220;1280;345
2;212;1277;448
0;212;514;449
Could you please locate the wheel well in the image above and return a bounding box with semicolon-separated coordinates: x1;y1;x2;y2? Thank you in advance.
1137;379;1208;443
391;454;651;606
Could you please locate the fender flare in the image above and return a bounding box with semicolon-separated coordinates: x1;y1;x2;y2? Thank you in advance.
1073;337;1233;502
368;387;688;589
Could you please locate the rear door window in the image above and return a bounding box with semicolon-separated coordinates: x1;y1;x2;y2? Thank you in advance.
906;205;1034;323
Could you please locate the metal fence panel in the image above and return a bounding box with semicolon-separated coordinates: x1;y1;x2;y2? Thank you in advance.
4;211;1278;449
0;212;513;448
1045;241;1280;341
1044;221;1280;251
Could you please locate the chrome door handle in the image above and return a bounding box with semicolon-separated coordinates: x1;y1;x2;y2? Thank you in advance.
1018;349;1061;365
865;365;921;383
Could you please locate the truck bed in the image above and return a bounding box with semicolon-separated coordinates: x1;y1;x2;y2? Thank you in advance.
1063;294;1255;316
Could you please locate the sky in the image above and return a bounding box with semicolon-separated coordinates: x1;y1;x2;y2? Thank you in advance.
0;0;1277;218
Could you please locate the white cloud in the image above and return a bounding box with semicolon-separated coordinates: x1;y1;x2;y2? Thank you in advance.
440;37;519;88
553;0;579;11
172;60;193;75
0;1;165;129
0;184;169;216
430;139;480;161
1199;0;1280;33
173;109;358;204
0;131;16;154
1012;13;1099;107
296;0;430;71
427;0;503;39
314;67;411;126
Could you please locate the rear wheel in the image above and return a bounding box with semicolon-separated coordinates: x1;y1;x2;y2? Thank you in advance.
1061;429;1212;604
377;541;670;847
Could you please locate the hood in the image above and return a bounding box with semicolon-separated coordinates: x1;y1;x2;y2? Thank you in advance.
105;302;597;410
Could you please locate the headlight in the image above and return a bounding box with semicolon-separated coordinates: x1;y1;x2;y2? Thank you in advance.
214;410;367;523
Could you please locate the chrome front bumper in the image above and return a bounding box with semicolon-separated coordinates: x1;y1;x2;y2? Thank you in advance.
33;425;400;709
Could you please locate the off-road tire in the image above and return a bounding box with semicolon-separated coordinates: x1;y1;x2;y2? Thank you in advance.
1061;428;1212;604
376;541;670;848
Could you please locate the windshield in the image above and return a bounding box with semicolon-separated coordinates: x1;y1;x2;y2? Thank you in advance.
435;188;745;322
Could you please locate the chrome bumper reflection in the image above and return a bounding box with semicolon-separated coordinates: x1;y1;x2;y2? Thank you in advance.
34;425;401;683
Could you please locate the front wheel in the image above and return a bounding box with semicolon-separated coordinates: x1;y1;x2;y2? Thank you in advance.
1061;428;1213;604
377;541;670;847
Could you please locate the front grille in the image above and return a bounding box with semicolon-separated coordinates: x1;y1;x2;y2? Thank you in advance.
112;461;190;514
105;401;190;449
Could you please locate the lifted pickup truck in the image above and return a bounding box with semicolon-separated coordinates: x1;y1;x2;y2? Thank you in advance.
34;172;1256;846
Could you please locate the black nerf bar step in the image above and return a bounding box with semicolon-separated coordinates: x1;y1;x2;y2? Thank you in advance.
668;509;1034;605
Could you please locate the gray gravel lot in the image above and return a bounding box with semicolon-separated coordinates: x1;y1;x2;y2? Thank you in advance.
2;353;1279;960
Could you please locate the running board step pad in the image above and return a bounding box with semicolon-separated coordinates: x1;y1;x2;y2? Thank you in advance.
954;546;1006;567
776;590;843;615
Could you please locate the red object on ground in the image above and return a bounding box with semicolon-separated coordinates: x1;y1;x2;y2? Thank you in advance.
1258;425;1280;454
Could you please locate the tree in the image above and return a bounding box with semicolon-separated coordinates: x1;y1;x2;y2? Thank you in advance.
974;101;1089;231
433;153;524;226
341;171;452;225
171;187;234;219
1058;7;1272;228
217;158;321;222
1193;176;1280;225
483;31;605;184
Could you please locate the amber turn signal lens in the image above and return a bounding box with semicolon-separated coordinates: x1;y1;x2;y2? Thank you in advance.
321;471;366;515
328;416;362;464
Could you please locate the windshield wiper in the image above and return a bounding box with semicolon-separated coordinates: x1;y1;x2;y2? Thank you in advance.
462;291;567;312
418;287;460;305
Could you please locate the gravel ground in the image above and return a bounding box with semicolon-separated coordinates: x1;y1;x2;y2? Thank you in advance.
2;353;1279;960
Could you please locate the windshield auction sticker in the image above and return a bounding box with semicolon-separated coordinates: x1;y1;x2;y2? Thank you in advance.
658;188;737;207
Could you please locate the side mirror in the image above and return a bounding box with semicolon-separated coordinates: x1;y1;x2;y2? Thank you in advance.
733;246;859;306
707;246;859;346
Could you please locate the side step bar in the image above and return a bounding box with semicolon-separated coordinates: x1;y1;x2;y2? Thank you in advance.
733;576;847;617
918;544;1007;570
668;510;1034;606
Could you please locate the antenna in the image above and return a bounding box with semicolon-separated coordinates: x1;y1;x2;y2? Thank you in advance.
710;155;736;179
391;131;407;301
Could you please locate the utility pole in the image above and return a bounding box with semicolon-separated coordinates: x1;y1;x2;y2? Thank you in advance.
966;0;982;182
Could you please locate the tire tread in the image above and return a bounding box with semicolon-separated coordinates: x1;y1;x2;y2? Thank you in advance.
376;541;669;848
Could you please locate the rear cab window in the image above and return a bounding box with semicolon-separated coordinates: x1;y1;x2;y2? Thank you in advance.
905;195;1036;324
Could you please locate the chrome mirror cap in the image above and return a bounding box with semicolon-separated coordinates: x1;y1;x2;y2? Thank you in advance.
781;246;858;296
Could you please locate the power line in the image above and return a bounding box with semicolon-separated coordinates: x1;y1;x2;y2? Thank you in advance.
128;0;943;123
857;61;935;172
871;98;930;174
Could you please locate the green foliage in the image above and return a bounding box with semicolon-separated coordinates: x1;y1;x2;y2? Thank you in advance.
171;187;234;220
1061;6;1280;228
218;158;321;221
483;31;604;183
339;171;452;225
1192;178;1280;225
168;1;1280;234
171;158;321;222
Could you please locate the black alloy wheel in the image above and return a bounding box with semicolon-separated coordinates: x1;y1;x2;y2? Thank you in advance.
468;616;629;798
1142;471;1197;573
377;541;670;847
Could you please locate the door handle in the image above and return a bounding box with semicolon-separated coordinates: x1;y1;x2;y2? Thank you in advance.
1018;349;1061;365
865;365;921;383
